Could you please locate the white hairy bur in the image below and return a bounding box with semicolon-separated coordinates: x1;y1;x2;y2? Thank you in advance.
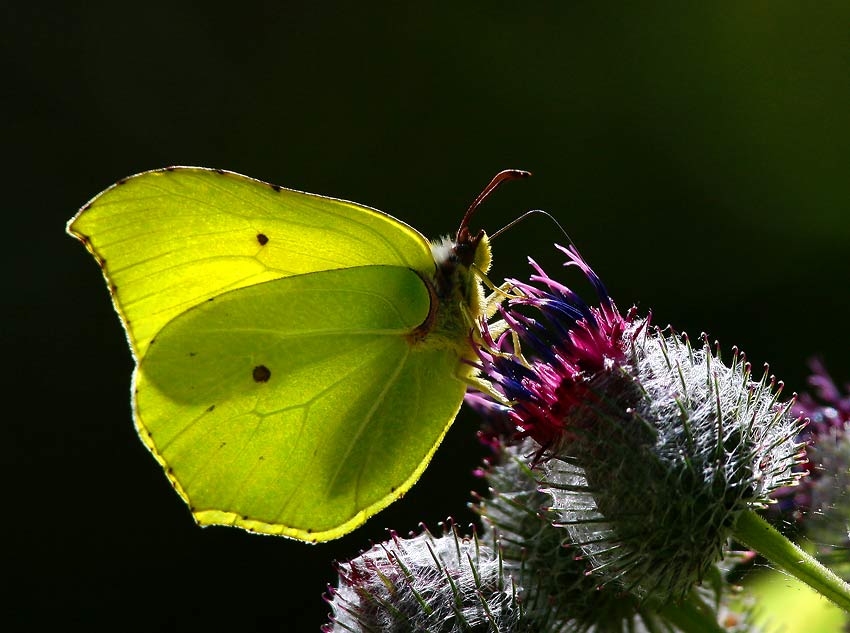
541;328;804;601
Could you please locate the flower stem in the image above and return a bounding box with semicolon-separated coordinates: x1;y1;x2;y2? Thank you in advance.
733;509;850;613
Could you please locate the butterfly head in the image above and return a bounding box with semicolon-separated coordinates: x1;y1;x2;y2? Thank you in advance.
452;168;530;274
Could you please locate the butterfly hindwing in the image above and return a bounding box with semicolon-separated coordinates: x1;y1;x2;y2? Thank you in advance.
136;265;466;541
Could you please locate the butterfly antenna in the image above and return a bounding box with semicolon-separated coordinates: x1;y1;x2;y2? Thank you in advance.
490;208;591;272
489;209;574;244
457;169;531;242
455;170;531;267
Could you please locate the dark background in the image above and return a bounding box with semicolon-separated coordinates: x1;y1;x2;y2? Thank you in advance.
5;3;849;631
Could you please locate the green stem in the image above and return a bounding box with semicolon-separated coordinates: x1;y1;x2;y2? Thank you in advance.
658;591;726;633
733;509;850;613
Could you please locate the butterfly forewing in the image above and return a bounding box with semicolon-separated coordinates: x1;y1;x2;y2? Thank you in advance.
68;168;434;358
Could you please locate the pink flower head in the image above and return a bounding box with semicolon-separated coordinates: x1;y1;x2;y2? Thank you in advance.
471;244;642;452
468;244;804;600
776;359;850;519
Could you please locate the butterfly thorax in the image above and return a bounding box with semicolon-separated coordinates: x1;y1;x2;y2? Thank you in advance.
407;234;492;364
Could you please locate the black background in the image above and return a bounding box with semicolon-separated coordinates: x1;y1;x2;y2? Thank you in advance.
5;3;849;631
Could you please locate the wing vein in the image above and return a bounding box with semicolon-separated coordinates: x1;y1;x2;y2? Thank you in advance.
321;347;412;507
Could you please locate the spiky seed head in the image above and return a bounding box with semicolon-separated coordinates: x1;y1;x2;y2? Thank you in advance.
540;329;805;601
475;439;653;632
471;246;805;602
323;525;521;632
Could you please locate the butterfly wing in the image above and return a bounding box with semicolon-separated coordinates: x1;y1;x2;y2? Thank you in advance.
67;167;434;359
137;265;465;541
68;169;478;541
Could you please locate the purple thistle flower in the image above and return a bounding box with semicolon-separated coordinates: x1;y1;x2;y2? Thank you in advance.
469;246;805;602
472;245;643;454
797;360;850;494
798;359;850;421
778;360;850;576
